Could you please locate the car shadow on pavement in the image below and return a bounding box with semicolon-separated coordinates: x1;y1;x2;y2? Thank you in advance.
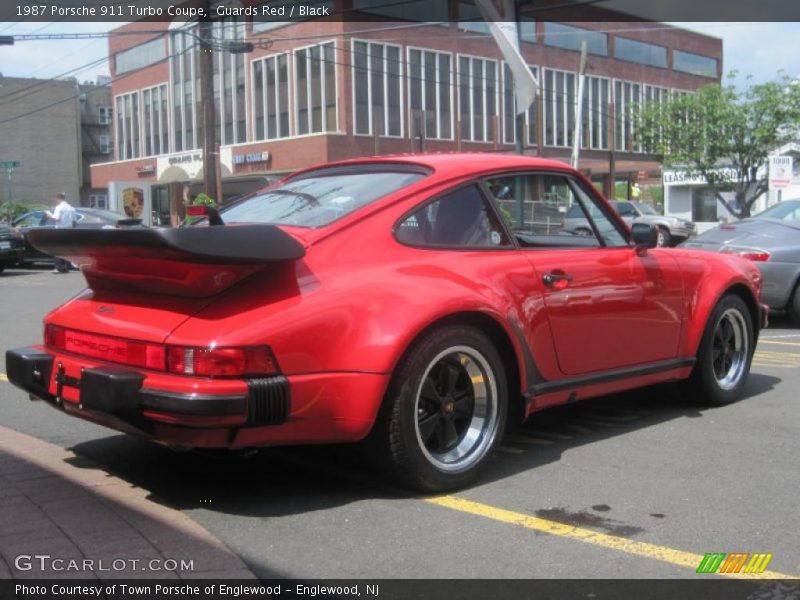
65;373;781;522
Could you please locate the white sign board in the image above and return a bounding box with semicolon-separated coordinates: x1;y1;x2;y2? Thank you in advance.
769;155;793;189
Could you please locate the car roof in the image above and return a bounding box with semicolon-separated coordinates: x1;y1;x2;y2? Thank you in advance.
290;152;577;180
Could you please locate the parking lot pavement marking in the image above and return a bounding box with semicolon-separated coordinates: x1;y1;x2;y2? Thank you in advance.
759;334;800;340
505;434;555;446
752;350;800;368
758;340;800;347
0;373;8;383
425;495;798;580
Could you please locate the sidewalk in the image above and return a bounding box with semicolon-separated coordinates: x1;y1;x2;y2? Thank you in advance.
0;426;256;580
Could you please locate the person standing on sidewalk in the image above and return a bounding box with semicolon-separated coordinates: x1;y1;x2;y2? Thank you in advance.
45;192;76;273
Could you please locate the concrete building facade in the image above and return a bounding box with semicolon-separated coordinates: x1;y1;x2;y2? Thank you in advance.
0;75;112;210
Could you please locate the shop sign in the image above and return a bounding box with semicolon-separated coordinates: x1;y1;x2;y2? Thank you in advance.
233;151;270;165
663;167;739;186
168;152;203;166
769;156;793;189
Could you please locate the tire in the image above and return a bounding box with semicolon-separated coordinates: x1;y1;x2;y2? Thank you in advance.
655;226;671;247
787;281;800;326
366;325;508;493
682;294;754;406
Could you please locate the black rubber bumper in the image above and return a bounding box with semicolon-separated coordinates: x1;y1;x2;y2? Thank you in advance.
5;347;289;428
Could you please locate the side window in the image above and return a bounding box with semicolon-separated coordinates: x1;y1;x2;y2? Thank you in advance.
483;173;627;248
615;202;635;217
14;212;45;228
396;185;510;248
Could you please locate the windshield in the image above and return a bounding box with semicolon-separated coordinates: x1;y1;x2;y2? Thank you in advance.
220;169;426;228
753;200;800;221
633;202;658;215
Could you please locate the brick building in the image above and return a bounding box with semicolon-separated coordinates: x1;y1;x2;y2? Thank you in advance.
90;3;722;226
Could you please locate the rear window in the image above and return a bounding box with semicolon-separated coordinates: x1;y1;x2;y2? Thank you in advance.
220;167;427;228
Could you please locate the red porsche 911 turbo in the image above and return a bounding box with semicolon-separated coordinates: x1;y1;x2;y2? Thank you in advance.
7;154;767;492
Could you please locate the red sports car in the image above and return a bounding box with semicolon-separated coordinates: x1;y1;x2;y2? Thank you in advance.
7;154;767;492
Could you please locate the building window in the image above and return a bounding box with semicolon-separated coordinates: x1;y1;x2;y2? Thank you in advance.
502;63;539;146
614;37;667;69
458;55;498;143
98;134;111;154
408;48;452;140
115;91;140;160
542;68;575;148
88;194;108;209
543;22;608;56
115;37;166;75
692;188;719;222
170;29;199;152
98;106;112;125
614;80;641;152
673;50;718;78
295;42;338;135
582;75;610;150
353;41;403;137
641;85;670;152
142;84;169;156
253;53;290;140
213;19;247;145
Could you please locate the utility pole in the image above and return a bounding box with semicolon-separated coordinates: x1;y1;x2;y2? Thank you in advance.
198;5;218;202
570;41;588;169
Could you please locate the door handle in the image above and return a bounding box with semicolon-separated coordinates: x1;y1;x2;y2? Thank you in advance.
542;272;573;286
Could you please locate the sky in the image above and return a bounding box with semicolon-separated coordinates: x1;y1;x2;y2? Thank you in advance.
0;20;798;87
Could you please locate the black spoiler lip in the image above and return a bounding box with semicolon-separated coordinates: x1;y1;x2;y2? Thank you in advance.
27;224;307;264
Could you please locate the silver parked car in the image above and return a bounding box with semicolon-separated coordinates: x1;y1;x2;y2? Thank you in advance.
682;199;800;323
563;200;695;247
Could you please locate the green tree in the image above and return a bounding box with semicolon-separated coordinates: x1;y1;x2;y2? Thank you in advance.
636;74;800;218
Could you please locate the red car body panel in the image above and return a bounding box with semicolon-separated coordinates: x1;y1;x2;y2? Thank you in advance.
7;154;765;450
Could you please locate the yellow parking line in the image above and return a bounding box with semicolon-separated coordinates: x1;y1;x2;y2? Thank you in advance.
425;496;798;580
759;340;800;347
0;373;8;383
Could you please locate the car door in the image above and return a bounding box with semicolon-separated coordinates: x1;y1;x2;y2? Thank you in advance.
483;172;684;377
614;201;637;227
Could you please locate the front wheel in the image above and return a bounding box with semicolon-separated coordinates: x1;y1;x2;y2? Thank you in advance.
367;325;507;493
682;294;754;406
787;281;800;326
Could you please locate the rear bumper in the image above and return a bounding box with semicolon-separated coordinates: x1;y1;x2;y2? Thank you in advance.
6;346;387;449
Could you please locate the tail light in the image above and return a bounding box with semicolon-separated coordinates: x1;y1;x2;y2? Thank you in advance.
721;246;771;262
44;324;278;378
167;346;278;377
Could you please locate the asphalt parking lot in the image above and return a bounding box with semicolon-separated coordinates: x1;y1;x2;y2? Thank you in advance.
1;266;799;583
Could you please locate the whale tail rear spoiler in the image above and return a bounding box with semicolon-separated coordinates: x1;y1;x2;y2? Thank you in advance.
28;225;306;298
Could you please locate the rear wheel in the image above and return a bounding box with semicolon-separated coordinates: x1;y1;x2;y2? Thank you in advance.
367;325;507;493
682;294;753;406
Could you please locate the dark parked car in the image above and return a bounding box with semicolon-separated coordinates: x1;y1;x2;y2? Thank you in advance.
682;199;800;323
12;208;127;264
0;222;26;272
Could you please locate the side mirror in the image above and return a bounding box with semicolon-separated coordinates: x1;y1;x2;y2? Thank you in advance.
631;222;657;249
